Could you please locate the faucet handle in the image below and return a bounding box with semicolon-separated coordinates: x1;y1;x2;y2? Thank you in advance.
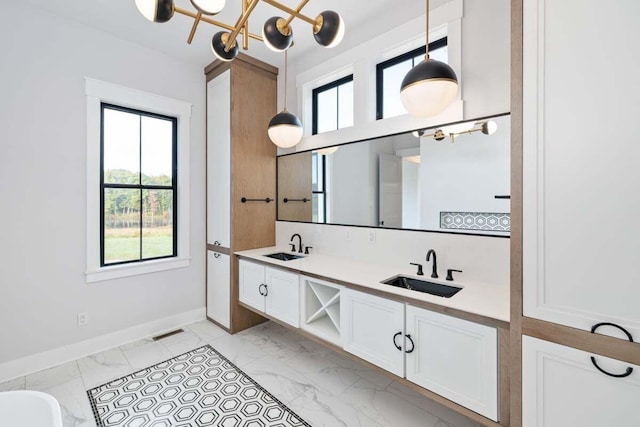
289;243;296;252
409;263;424;276
304;246;313;255
446;269;463;281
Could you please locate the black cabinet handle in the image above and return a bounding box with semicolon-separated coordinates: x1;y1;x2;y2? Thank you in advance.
214;240;221;246
405;334;415;354
213;253;221;259
590;322;634;378
393;332;403;351
258;284;268;296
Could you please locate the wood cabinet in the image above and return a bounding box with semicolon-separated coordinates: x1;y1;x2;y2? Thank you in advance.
238;260;300;328
205;54;278;332
341;289;405;377
405;305;498;421
522;336;640;427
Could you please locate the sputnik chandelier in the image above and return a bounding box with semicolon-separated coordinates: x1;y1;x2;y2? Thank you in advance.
134;0;346;62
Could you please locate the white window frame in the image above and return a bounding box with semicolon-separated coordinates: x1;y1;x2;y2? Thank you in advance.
85;78;192;283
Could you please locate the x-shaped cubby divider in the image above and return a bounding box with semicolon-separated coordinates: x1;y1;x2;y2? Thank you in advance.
302;277;342;344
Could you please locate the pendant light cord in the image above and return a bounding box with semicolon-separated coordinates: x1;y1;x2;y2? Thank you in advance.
284;49;289;111
425;0;430;60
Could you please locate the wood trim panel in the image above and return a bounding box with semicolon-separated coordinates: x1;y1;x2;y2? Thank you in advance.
236;255;509;330
522;317;640;366
206;244;231;255
238;301;506;427
205;53;278;80
509;1;524;426
498;328;510;426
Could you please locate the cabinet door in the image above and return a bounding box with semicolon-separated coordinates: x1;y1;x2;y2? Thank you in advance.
523;336;640;427
406;306;498;421
206;70;231;248
341;289;405;377
265;267;300;328
238;260;265;312
206;251;230;328
522;0;640;338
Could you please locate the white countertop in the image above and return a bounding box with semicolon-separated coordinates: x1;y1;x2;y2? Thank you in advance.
235;246;510;324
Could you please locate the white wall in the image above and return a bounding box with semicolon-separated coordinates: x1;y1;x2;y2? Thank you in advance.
0;3;205;368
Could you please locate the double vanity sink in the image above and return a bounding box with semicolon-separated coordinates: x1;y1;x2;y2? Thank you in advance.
263;251;463;299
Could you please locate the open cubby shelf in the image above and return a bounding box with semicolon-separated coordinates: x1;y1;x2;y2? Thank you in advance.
301;276;343;345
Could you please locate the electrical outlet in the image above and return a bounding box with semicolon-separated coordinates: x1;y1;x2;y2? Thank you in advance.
78;312;88;327
346;229;352;241
368;230;376;244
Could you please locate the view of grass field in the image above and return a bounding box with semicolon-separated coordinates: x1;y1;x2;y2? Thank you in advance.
104;226;173;263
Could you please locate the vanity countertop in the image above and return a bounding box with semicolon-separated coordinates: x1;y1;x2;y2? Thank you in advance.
235;246;509;325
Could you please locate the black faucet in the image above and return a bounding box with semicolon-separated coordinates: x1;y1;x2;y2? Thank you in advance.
290;233;303;253
426;249;438;278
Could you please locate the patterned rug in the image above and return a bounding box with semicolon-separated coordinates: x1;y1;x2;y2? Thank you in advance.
87;345;310;427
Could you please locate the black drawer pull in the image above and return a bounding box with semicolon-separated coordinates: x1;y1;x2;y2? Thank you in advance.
393;332;403;351
590;322;634;378
405;334;415;354
258;284;268;296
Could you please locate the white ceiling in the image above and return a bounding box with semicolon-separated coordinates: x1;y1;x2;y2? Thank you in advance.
22;0;451;68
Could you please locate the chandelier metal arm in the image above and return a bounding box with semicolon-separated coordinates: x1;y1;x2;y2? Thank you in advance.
224;0;261;52
260;0;316;25
187;11;202;44
283;0;311;27
242;0;250;50
174;6;264;41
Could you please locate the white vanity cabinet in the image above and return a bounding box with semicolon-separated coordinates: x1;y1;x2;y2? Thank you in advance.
405;306;498;421
341;289;406;377
522;336;640;427
522;0;640;339
238;260;300;327
207;251;230;328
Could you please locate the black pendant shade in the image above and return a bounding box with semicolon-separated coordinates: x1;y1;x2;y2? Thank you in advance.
211;31;239;62
154;0;175;22
314;11;345;47
268;110;302;128
400;59;458;91
263;17;293;52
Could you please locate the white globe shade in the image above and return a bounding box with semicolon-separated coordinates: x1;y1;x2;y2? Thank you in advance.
400;79;458;117
482;120;498;135
135;0;174;23
190;0;225;15
268;124;303;148
135;0;155;21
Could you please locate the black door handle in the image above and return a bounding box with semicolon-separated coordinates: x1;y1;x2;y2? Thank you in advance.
258;284;268;296
393;332;403;351
405;334;415;354
590;322;634;378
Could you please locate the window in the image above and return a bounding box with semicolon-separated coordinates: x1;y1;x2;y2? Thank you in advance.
376;38;449;120
101;104;177;266
312;75;354;135
311;152;326;222
86;78;191;283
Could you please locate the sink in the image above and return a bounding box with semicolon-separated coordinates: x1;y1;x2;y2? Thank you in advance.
264;252;304;261
382;275;462;298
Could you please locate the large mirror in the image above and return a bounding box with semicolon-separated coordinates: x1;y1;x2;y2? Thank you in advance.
277;113;510;236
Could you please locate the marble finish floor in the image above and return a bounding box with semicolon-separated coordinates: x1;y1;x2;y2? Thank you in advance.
0;321;480;427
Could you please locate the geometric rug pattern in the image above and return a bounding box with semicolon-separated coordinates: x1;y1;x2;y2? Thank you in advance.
87;345;310;427
440;211;511;232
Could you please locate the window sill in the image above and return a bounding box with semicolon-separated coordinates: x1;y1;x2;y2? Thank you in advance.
86;257;191;283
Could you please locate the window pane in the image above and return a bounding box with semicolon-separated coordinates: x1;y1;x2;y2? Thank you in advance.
316;87;338;134
313;193;325;223
142;189;174;259
383;59;413;119
141;116;173;186
430;45;448;63
103;108;140;184
311;153;324;192
338;81;354;129
104;188;141;264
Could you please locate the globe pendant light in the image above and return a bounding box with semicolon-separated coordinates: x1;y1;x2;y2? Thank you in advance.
135;0;175;23
263;17;293;52
189;0;225;15
268;50;303;148
313;11;345;48
400;0;458;117
211;31;239;62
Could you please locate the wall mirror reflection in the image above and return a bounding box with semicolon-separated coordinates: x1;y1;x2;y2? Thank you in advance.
277;113;510;237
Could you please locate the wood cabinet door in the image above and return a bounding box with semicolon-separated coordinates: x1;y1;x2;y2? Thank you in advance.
523;336;640;427
206;251;230;328
341;289;405;377
405;306;498;421
265;267;300;328
522;0;640;339
238;260;265;312
206;70;231;248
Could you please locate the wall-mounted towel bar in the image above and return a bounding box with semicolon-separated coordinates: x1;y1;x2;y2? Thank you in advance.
241;197;272;203
283;197;310;203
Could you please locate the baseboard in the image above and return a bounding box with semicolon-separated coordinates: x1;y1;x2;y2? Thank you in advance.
0;307;206;384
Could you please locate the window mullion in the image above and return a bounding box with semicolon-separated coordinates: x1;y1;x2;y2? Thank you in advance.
139;114;143;262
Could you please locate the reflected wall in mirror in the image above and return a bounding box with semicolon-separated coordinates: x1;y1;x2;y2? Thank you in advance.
277;113;510;236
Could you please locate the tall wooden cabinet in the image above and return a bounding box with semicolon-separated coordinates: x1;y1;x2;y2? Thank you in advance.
514;1;640;425
205;54;277;333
